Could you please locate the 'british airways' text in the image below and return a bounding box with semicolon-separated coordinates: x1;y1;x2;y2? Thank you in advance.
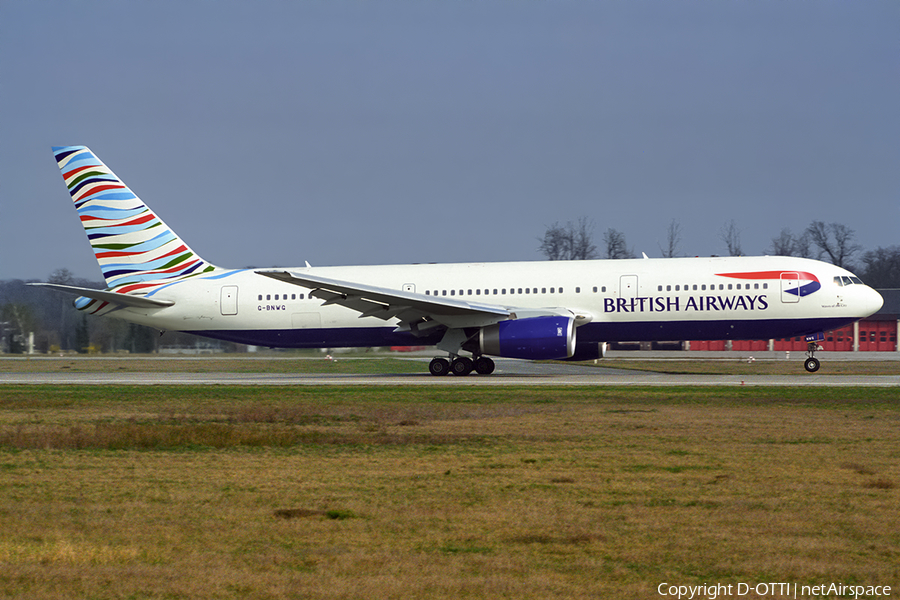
604;295;769;314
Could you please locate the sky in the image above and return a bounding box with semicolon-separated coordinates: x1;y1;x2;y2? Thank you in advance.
1;0;898;282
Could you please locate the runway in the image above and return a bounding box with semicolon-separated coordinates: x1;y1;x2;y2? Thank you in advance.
2;357;898;387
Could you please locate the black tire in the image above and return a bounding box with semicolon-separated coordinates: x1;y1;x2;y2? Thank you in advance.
474;356;495;375
804;357;820;373
429;358;450;376
450;357;474;376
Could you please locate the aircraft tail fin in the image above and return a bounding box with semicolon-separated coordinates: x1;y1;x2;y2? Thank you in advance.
52;146;218;293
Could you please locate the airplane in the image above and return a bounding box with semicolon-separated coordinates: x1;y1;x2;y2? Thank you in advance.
32;146;884;375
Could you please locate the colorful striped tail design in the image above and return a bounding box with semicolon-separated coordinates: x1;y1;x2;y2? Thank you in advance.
52;146;218;294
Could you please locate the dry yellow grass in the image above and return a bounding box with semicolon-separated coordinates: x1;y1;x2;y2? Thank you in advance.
0;386;898;599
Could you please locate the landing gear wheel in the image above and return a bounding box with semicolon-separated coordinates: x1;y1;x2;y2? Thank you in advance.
450;357;474;376
429;358;450;376
804;341;821;373
474;356;495;375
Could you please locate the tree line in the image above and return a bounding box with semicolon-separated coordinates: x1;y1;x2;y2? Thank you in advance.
538;218;900;288
0;269;239;354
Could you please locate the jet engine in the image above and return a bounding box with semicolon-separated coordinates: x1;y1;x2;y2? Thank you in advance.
478;316;575;360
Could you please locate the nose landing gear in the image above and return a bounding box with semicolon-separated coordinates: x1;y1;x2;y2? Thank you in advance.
804;342;820;373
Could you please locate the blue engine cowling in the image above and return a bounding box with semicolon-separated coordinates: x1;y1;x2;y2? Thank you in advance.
478;316;575;360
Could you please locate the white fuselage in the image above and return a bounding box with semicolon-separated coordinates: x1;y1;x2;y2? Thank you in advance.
101;255;883;349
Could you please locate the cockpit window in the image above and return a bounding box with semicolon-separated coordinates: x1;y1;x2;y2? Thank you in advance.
834;275;865;287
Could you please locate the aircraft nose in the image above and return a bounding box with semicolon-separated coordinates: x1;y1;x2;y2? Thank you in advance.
866;287;884;316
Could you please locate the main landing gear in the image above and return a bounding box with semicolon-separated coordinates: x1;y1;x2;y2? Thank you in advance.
804;342;820;373
429;355;495;376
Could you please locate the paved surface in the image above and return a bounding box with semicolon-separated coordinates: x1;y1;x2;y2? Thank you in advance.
2;355;898;386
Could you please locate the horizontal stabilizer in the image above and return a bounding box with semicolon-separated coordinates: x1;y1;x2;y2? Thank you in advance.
28;283;174;309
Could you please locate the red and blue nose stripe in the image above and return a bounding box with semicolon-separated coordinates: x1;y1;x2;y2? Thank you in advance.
716;271;821;297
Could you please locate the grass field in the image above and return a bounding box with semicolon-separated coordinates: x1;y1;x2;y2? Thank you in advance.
1;385;898;599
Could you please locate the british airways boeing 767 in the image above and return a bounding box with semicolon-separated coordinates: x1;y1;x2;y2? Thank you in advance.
34;146;883;374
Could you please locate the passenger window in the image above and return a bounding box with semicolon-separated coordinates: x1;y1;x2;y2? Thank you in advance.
533;288;537;294
754;284;759;290
559;287;564;293
518;288;523;294
476;289;480;295
727;284;732;290
701;285;706;291
593;286;597;293
266;295;271;301
693;285;697;291
450;290;455;296
543;288;547;294
550;288;555;293
525;288;530;294
575;287;580;293
666;285;671;292
658;285;663;292
675;285;680;291
763;283;767;289
602;286;607;292
258;295;262;301
493;289;498;295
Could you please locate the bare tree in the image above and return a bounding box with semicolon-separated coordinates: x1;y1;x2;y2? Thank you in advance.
603;228;633;259
792;231;812;258
768;228;813;258
538;217;598;260
860;245;900;287
48;268;74;285
719;220;742;256
658;219;682;258
538;222;571;260
805;221;861;268
768;228;795;256
570;217;598;260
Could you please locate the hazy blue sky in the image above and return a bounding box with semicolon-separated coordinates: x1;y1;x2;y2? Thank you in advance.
2;0;897;281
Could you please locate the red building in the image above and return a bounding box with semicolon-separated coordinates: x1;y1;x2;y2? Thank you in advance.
689;289;899;352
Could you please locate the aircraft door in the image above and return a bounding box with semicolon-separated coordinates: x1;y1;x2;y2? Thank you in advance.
619;275;638;299
780;273;799;303
220;285;238;315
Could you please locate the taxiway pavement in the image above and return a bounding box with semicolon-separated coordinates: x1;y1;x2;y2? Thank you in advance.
2;357;897;387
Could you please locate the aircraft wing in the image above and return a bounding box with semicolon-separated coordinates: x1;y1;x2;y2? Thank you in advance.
256;270;512;334
28;283;174;309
